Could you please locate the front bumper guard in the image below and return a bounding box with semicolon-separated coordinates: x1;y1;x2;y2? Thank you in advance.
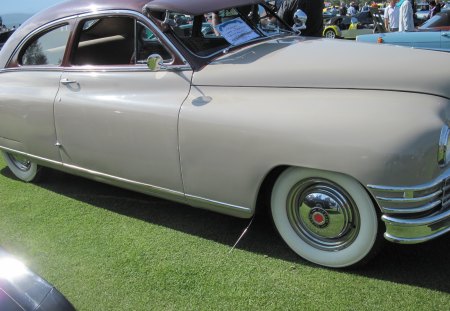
368;173;450;244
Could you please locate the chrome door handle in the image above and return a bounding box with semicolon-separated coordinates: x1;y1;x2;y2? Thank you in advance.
442;33;450;38
60;78;78;85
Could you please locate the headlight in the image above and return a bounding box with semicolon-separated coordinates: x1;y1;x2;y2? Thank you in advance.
438;125;450;166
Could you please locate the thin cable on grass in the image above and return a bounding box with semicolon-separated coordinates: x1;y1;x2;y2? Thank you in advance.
229;216;255;254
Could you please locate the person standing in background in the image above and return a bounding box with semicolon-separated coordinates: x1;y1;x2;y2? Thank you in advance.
398;0;414;31
384;0;399;31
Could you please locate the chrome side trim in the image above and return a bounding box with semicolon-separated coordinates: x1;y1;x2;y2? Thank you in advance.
185;194;253;217
368;169;450;244
61;163;186;202
0;146;252;218
0;146;62;168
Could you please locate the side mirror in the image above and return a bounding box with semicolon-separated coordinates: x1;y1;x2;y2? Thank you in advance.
147;54;164;71
293;9;307;33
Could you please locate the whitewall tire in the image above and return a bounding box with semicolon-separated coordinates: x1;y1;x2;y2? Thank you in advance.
2;151;41;182
271;167;379;268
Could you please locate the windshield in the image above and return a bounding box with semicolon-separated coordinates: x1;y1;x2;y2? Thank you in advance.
159;4;293;57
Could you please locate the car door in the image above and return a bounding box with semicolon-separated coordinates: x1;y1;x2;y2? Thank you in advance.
411;32;442;50
0;23;72;162
441;30;450;50
55;13;192;194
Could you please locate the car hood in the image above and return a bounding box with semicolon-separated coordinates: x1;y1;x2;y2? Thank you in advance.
192;37;450;99
357;31;441;42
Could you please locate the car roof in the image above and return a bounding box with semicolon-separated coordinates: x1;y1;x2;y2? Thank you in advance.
144;0;263;15
0;0;265;68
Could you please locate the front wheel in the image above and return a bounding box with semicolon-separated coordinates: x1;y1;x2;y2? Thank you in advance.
324;29;337;39
271;167;379;268
2;151;42;182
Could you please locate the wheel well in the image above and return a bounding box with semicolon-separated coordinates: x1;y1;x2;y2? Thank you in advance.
255;165;384;219
254;165;288;217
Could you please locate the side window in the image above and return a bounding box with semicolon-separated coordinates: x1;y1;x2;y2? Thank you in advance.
135;22;172;64
21;25;70;66
71;16;172;66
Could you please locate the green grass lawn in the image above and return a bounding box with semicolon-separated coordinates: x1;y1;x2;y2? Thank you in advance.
0;157;449;310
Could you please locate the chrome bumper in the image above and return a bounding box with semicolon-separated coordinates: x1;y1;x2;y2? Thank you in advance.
367;173;450;244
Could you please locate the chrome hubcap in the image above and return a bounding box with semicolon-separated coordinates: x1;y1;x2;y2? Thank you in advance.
7;153;32;172
325;31;335;38
287;179;360;251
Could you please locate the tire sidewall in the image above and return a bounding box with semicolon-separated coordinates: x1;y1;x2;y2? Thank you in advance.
271;167;378;268
2;151;39;182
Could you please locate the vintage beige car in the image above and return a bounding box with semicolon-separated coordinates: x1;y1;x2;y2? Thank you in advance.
0;0;449;268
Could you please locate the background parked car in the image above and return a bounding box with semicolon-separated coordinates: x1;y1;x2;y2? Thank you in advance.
323;8;385;39
415;2;430;25
0;247;75;311
356;9;450;51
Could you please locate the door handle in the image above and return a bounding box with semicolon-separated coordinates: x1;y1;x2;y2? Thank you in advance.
442;32;450;38
60;78;78;85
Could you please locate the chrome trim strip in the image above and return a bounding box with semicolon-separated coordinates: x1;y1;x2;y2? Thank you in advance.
367;171;450;192
62;163;185;197
384;226;450;244
185;194;252;214
0;146;252;218
438;124;449;167
375;190;442;203
367;169;450;244
381;209;450;244
382;200;441;214
62;65;192;73
382;208;450;226
0;146;62;167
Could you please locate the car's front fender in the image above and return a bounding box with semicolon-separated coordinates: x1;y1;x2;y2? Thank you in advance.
179;86;449;215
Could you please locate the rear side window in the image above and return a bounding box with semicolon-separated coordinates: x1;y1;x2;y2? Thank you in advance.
21;25;70;66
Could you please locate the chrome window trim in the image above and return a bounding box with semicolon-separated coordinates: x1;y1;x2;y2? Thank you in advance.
0;67;63;73
73;10;191;70
6;10;192;72
7;17;76;68
62;65;192;73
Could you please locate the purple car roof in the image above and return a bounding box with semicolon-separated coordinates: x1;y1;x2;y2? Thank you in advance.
0;0;265;68
144;0;263;15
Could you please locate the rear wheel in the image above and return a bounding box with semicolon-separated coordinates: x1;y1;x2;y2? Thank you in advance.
324;29;337;39
2;151;42;182
271;167;379;268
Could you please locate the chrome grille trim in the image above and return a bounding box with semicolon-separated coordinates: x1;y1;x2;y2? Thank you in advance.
375;189;442;204
367;175;450;215
367;172;450;244
382;200;441;214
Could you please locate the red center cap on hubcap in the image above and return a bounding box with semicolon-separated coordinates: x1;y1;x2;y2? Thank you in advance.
313;212;325;225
